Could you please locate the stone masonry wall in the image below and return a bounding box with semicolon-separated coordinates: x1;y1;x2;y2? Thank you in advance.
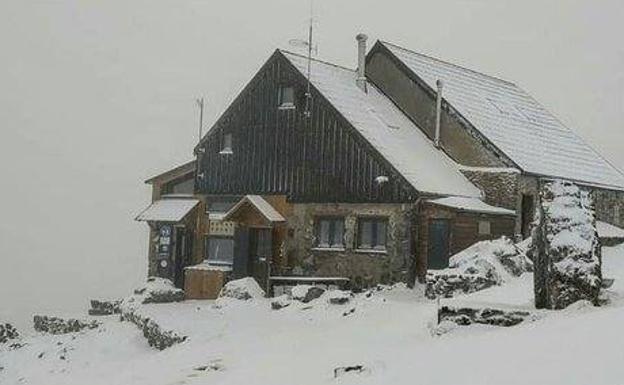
594;188;624;228
461;168;520;210
284;203;415;290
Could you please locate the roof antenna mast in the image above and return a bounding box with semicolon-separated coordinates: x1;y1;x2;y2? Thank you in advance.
304;0;314;119
289;0;317;120
195;97;204;143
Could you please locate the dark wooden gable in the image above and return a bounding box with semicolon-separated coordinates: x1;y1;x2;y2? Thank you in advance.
195;50;418;203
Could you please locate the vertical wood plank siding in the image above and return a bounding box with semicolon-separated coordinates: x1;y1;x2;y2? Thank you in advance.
197;52;417;203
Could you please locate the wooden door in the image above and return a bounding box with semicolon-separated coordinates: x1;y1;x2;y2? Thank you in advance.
521;194;535;239
233;226;250;279
428;219;450;269
173;227;192;288
249;227;272;290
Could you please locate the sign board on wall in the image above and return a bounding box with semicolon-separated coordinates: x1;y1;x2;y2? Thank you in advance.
209;220;235;236
158;225;172;258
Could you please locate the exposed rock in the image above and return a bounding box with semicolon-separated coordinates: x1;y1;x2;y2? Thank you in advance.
270;294;292;310
439;306;532;327
532;180;602;309
33;315;99;335
218;277;265;300
326;290;351;305
88;300;121;316
0;323;19;344
333;365;367;378
194;359;224;372
291;285;326;303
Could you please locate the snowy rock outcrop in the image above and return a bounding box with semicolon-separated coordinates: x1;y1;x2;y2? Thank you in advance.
0;323;19;344
33;315;99;335
532;180;602;309
120;278;185;314
218;277;265;300
426;237;532;299
134;277;185;304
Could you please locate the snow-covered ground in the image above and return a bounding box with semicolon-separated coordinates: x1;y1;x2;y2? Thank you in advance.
3;245;624;385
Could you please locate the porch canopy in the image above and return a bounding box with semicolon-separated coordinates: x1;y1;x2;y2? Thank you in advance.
427;196;515;216
222;195;285;225
135;197;200;222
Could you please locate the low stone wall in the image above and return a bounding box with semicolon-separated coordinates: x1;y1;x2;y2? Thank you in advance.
120;311;186;350
426;271;497;299
439;306;532;327
88;300;121;316
33;315;100;335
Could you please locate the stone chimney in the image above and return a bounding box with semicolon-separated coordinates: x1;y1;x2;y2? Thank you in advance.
356;33;368;92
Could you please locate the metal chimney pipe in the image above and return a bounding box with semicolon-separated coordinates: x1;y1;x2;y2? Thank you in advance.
356;33;368;92
434;79;444;148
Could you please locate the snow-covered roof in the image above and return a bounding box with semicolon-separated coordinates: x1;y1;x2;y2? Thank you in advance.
144;160;196;184
281;50;481;198
223;195;285;223
381;41;624;191
135;198;199;222
597;221;624;239
428;196;515;215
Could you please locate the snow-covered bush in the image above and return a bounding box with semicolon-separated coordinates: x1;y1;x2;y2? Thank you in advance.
449;237;532;282
426;237;532;298
218;277;265;300
533;180;602;309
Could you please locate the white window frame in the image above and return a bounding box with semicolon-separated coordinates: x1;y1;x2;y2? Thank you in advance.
278;86;296;109
220;133;233;155
478;220;491;235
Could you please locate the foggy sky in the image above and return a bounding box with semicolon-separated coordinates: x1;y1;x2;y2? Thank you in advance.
1;0;623;328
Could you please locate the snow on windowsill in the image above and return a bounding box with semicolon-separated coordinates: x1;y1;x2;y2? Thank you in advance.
354;248;387;255
185;260;233;272
311;247;346;252
277;103;296;110
219;149;233;155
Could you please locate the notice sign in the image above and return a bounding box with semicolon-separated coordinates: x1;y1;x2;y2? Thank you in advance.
158;225;172;258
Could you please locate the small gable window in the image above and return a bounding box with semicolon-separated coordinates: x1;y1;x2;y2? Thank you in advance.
314;217;345;249
357;217;387;251
220;133;233;155
478;220;491;235
278;86;295;109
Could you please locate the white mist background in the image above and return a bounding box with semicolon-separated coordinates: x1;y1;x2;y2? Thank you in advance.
1;0;623;328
